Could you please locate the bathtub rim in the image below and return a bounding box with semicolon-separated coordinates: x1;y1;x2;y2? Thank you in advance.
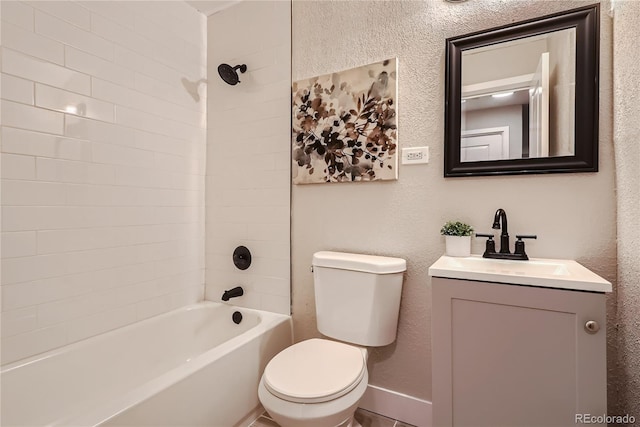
1;301;292;427
1;301;280;373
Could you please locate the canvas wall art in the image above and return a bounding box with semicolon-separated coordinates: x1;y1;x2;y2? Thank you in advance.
292;58;398;184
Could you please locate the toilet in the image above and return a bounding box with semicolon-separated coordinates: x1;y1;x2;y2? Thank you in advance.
258;251;406;427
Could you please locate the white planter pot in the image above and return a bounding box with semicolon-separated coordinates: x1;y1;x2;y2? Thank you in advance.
445;235;471;257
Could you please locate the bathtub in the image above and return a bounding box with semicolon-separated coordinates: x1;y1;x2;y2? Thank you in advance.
0;302;292;427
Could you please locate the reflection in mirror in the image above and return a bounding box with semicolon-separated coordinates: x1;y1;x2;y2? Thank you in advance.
460;29;576;162
444;4;599;177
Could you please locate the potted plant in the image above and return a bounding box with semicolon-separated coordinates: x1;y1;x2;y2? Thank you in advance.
440;221;474;257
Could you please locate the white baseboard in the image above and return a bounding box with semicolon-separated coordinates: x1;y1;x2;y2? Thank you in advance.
359;384;432;427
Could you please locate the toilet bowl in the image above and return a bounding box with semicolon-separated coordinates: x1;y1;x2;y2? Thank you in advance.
258;338;368;427
258;251;406;427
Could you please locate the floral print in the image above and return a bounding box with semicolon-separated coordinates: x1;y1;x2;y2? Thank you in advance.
292;59;398;184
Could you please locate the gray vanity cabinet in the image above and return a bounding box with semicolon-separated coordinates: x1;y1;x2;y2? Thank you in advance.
431;277;607;427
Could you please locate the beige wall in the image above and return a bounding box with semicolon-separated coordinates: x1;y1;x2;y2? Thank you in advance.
292;0;616;402
612;0;640;418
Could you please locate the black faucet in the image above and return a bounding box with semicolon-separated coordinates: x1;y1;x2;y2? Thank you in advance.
477;209;537;261
222;286;244;301
492;208;510;254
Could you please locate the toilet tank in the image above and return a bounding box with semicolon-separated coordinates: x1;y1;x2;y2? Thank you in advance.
312;251;406;347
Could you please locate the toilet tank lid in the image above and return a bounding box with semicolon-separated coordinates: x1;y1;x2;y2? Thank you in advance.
312;251;406;274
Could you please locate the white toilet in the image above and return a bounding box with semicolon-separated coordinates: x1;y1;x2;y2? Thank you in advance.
258;251;406;427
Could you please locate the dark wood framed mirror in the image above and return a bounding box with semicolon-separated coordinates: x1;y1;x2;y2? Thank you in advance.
444;4;600;177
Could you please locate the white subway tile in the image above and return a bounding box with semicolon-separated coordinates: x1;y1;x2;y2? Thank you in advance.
1;307;38;338
135;294;172;320
92;78;204;128
37;289;119;327
37;227;125;254
90;13;154;57
1;179;67;206
113;45;182;86
1;252;70;285
133;130;190;157
65;46;134;88
1;127;92;161
2;206;68;232
151;41;202;78
1;73;34;105
246;256;290;280
35;10;113;61
154;152;186;173
26;1;91;31
129;1;204;48
1;1;35;31
35;157;115;185
134;73;205;113
66;305;136;344
168;284;203;310
76;1;135;30
2;48;91;95
133;14;187;59
114;105;200;141
35;84;115;123
91;142;154;168
1;274;92;311
1;153;36;180
247;222;290;243
1;20;65;65
1;231;37;258
260;293;290;315
65;183;136;206
2;100;64;135
1;323;68;364
64;115;135;146
1;0;207;362
114;166;159;189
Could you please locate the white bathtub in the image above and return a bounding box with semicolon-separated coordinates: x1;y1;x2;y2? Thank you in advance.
0;302;292;427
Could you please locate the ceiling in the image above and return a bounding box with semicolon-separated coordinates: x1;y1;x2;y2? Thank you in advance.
186;0;241;16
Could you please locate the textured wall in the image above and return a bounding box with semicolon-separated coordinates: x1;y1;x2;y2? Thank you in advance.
292;0;615;402
612;0;640;418
1;1;206;364
205;1;291;314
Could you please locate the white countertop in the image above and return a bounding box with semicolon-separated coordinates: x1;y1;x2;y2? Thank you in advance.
428;254;612;293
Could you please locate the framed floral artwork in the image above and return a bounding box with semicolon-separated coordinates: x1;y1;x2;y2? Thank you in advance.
292;58;398;184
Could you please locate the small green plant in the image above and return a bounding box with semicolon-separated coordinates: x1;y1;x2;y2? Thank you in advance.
440;221;474;237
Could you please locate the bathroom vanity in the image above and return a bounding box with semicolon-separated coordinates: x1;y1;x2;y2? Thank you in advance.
429;255;611;427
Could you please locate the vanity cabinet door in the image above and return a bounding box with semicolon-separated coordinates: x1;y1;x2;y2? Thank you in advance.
432;277;606;427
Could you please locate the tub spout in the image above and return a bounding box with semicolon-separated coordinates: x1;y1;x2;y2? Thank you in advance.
222;286;244;301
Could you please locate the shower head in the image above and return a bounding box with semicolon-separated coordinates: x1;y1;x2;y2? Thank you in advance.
218;63;247;85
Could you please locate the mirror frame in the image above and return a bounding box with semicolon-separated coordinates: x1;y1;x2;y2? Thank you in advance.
444;4;600;177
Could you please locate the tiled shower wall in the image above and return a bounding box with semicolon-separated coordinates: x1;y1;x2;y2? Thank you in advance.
205;1;291;314
0;1;207;364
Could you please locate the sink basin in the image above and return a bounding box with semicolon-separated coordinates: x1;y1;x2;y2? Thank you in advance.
428;255;611;292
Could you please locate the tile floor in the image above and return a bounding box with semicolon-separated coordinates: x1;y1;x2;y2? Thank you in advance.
249;408;416;427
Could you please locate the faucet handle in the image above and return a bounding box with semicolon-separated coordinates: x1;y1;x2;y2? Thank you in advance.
515;235;537;240
477;233;496;257
476;233;495;238
514;235;536;259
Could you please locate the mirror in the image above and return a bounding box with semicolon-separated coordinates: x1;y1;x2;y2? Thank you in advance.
444;4;600;177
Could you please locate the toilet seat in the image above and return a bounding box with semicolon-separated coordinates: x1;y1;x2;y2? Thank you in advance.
263;339;366;404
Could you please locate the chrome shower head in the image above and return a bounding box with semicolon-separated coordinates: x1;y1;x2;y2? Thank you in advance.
218;63;247;85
